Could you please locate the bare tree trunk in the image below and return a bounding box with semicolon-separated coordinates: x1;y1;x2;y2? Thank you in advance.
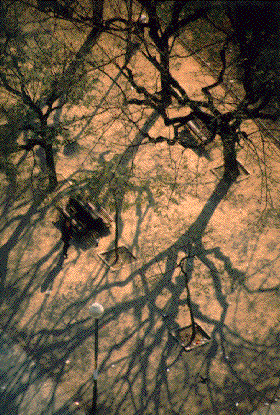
45;143;58;191
46;5;105;109
179;253;196;346
160;39;172;108
114;195;119;265
20;136;58;192
220;124;240;183
112;188;123;266
186;281;196;345
41;2;105;191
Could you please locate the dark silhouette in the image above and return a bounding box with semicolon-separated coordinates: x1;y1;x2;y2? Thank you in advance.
65;197;110;238
40;254;65;292
61;216;73;259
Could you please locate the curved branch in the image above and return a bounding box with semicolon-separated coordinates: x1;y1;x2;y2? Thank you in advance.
201;41;228;117
163;6;210;40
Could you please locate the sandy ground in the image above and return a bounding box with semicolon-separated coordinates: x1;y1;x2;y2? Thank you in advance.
2;21;280;415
